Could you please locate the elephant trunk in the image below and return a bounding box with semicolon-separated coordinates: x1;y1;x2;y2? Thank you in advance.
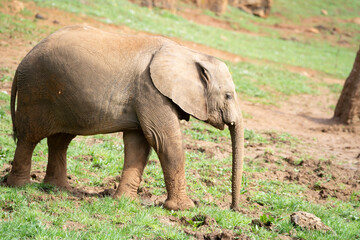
228;114;244;211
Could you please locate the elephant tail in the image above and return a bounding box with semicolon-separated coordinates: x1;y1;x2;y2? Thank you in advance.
10;72;18;142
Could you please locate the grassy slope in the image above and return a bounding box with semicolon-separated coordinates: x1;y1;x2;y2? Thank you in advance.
0;0;360;239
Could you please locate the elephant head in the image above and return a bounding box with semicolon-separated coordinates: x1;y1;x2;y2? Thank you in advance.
150;44;244;210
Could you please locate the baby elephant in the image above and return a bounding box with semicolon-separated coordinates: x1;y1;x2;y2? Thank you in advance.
7;25;244;211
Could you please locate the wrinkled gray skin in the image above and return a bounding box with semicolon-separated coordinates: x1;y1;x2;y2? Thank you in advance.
7;26;244;211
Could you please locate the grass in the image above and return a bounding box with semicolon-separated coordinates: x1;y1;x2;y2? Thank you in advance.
1;0;360;239
0;187;189;239
229;61;317;104
272;0;360;21
250;190;360;239
0;11;37;40
0;67;13;83
1;180;358;239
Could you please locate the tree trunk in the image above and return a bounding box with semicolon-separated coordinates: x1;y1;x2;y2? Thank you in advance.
334;46;360;124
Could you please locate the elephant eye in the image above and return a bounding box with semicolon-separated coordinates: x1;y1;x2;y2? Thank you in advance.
225;93;232;100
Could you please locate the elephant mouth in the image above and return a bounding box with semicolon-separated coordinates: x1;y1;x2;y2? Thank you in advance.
221;109;235;127
205;113;225;130
217;122;225;130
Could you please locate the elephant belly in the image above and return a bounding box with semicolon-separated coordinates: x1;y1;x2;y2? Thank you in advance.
53;96;141;135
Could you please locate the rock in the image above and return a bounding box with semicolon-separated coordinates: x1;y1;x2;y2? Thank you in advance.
290;211;334;232
353;17;360;25
321;9;328;15
306;28;320;34
35;13;46;20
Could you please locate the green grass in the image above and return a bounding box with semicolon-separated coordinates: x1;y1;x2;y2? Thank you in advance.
0;67;13;83
273;0;360;21
0;1;61;42
326;83;343;94
0;187;189;239
250;190;360;239
229;61;317;104
0;11;36;39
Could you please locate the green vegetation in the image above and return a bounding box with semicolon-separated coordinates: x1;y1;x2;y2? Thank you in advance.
0;11;37;40
273;0;360;21
1;0;359;239
229;61;317;104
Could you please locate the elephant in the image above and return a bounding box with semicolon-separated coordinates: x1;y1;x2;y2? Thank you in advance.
6;25;244;211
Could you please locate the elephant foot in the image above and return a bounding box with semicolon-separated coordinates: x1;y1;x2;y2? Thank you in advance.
6;173;31;187
113;187;138;200
43;177;72;191
114;173;142;200
163;197;195;211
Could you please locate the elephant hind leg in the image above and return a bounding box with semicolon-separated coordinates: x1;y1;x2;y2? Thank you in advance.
7;140;37;187
114;130;151;199
43;133;75;189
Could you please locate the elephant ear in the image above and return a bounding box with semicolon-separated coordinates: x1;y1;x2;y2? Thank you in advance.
150;44;209;121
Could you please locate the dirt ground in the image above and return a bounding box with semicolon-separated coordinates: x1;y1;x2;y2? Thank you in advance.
1;0;360;221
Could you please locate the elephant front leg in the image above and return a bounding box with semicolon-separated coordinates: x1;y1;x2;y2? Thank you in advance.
157;142;195;211
114;130;151;199
144;127;195;211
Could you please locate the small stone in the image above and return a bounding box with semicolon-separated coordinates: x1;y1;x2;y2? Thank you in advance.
306;28;320;34
321;9;328;15
290;211;334;233
35;13;45;20
353;18;360;25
